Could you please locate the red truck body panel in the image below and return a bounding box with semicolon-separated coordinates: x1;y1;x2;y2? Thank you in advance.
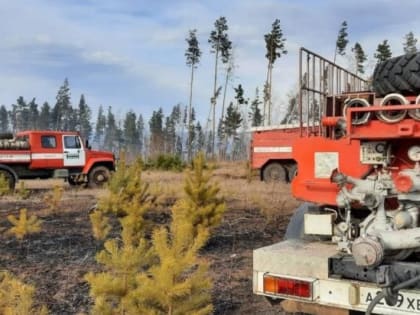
250;126;301;169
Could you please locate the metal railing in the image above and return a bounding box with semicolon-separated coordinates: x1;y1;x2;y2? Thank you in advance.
298;47;369;136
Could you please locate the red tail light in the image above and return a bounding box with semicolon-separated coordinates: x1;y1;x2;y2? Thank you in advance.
263;275;313;299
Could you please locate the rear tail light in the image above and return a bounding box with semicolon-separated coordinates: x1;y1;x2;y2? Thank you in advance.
263;274;313;299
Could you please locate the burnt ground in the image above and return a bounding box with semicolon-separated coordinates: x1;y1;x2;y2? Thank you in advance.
0;187;292;315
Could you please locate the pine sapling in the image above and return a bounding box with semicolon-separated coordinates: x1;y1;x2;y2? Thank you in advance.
0;271;48;315
7;208;42;240
89;210;111;241
85;156;154;314
182;152;226;235
17;181;30;199
43;185;63;215
128;153;224;314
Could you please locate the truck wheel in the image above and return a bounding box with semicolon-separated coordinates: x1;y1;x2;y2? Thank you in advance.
0;170;15;191
372;52;420;97
67;177;77;186
88;166;110;188
262;163;287;183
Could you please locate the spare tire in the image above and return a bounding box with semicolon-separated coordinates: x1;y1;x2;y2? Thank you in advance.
373;52;420;97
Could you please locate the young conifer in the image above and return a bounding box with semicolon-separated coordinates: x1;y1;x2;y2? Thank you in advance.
86;153;225;314
7;208;42;240
43;185;63;215
130;213;213;314
181;152;226;235
85;156;154;314
127;153;224;314
0;271;48;314
89;210;111;241
17;181;30;199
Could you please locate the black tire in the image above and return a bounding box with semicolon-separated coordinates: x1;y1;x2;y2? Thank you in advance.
67;176;77;186
88;166;110;188
262;162;287;183
0;170;15;191
373;52;420;97
67;176;84;186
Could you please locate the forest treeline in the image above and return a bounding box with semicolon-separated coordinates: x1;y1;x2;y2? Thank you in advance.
0;19;417;161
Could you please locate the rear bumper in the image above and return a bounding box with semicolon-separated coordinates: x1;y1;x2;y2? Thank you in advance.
253;240;420;314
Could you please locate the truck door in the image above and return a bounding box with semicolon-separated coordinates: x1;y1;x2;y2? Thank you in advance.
62;135;86;167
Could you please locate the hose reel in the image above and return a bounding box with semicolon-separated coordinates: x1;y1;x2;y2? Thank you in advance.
376;93;408;123
342;98;371;125
408;94;420;121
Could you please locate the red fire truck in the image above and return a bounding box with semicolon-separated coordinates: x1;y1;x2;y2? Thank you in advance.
0;130;115;189
250;125;300;182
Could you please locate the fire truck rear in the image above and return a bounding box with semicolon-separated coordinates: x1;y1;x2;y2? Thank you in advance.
253;48;420;314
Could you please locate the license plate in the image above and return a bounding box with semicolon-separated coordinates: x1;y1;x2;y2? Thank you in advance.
360;287;420;313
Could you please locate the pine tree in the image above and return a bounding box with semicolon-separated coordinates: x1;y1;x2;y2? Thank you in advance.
264;19;287;125
136;114;145;156
149;108;164;157
53;78;71;130
0;105;9;132
249;88;263;127
403;31;418;54
39;102;51;130
334;21;349;62
374;40;392;64
123;110;139;158
94;105;106;149
220;28;233;129
195;121;205;153
7;208;42;240
13;97;30;132
352;42;367;75
104;106;117;151
186;29;201;161
208;16;231;157
27;98;39;130
77;94;92;140
223;102;243;160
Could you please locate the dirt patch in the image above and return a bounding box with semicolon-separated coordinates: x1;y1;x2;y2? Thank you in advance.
0;177;296;314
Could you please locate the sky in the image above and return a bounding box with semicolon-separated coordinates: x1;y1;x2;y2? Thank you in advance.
0;0;419;125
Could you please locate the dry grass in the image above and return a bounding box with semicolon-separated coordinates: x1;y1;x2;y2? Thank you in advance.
143;161;299;219
14;161;299;221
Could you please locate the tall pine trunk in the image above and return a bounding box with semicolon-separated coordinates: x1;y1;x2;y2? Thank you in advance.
211;45;219;159
264;62;270;126
268;63;273;125
188;63;195;161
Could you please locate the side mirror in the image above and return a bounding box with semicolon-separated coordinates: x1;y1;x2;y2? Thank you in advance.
85;139;92;150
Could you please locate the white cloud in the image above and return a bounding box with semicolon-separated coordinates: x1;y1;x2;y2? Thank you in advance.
0;0;419;124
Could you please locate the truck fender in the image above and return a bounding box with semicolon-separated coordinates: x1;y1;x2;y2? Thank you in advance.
82;157;114;174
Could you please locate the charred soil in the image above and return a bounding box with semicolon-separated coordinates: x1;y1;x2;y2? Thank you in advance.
0;172;298;315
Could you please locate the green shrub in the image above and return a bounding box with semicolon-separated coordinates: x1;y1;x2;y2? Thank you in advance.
144;154;185;171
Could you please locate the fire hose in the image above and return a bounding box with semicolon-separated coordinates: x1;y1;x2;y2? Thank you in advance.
365;274;420;315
